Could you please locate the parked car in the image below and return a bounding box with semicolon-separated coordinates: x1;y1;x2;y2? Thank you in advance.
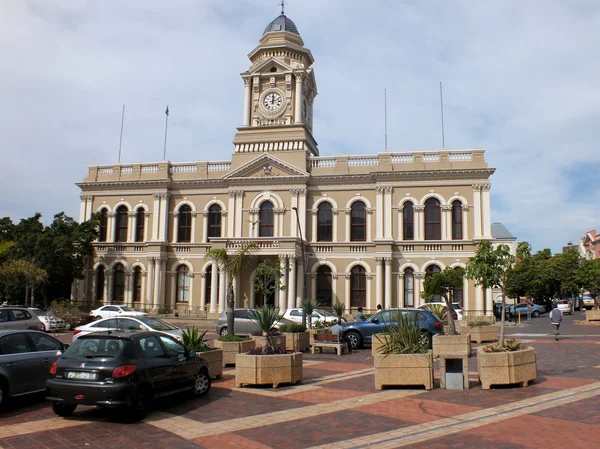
0;307;43;331
73;317;183;341
340;308;443;350
89;305;148;320
216;308;295;336
281;308;342;325
0;330;67;408
417;302;462;320
582;296;596;310
46;331;210;421
556;300;572;315
506;302;546;319
567;296;581;311
29;308;70;332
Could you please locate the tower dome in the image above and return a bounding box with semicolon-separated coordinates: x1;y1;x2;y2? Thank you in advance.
263;14;300;35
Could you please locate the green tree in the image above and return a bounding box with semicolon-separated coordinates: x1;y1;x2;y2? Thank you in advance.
576;259;600;310
550;249;581;300
466;240;516;346
253;258;285;306
205;243;256;335
422;267;465;335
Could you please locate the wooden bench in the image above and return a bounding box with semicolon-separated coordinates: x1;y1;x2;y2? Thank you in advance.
311;334;347;356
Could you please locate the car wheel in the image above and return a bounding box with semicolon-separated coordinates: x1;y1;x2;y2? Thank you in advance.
219;327;229;336
346;331;362;349
420;332;433;349
52;402;77;417
124;386;152;422
532;311;540;318
193;370;211;397
0;379;7;409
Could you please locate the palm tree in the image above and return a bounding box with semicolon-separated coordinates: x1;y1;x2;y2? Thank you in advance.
205;242;256;335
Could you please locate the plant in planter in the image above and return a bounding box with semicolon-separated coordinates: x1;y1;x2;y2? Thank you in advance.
205;242;256;336
214;334;253;367
248;305;282;352
182;326;223;379
279;323;309;351
477;338;537;389
332;301;345;323
253;258;286;309
422;267;465;335
250;326;285;351
374;310;433;390
300;298;318;329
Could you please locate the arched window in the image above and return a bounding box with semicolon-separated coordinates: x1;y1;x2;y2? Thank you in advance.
115;206;129;243
425;265;441;302
403;201;414;240
424;198;441;240
96;266;105;301
350;265;366;307
317;202;333;242
176;265;190;302
207;204;222;239
135;209;145;242
259;201;274;237
133;266;142;303
350;201;366;242
177;205;192;243
452;267;464;307
316;265;333;305
112;263;125;303
452;200;462;240
99;209;108;242
403;268;414;306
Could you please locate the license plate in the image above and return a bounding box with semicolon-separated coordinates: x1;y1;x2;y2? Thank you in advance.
66;371;97;380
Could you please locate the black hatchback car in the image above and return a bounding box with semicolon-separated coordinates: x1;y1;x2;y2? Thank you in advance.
46;331;211;421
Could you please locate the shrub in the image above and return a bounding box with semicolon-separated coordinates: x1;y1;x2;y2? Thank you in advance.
182;326;211;352
312;320;330;329
482;339;522;353
378;310;429;355
422;303;446;322
251;328;281;336
218;334;252;342
469;320;492;327
246;347;288;355
278;323;307;333
48;299;86;328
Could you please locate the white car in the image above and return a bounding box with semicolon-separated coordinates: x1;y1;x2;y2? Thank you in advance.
89;305;148;320
282;308;341;325
556;300;572;315
73;316;182;341
29;308;70;332
418;302;464;321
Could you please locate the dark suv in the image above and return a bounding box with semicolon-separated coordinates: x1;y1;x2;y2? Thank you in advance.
46;331;211;421
341;308;442;350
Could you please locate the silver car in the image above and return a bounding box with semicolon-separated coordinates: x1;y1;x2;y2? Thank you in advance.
507;302;546;318
0;307;43;331
216;308;296;336
0;330;67;408
73;317;183;341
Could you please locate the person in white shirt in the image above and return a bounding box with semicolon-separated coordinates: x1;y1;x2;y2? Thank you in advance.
550;303;563;341
330;319;352;353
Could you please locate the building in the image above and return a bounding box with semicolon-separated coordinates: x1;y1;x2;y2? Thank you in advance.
75;12;497;317
581;230;600;259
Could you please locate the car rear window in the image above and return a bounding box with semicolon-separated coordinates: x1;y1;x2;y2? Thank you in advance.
66;337;127;359
139;318;176;331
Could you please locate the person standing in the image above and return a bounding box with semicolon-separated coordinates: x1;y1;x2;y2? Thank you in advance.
354;306;367;321
550;303;563;341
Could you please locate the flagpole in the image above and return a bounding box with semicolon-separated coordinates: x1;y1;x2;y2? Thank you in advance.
163;105;169;160
118;104;125;163
384;88;388;151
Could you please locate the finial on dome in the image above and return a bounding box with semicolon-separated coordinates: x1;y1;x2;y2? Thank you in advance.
279;0;287;15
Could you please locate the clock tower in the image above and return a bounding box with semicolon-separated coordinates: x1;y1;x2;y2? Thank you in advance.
232;13;318;160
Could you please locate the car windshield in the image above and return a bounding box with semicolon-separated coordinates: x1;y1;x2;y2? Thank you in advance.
119;306;136;312
314;309;333;317
139;318;177;331
66;337;126;358
30;309;46;317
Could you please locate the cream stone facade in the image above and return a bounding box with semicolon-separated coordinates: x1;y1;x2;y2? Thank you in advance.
75;14;496;317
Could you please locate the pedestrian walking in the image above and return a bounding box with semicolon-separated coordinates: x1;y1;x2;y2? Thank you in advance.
550;303;563;341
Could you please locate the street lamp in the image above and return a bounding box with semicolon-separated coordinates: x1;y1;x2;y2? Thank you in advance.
292;207;308;328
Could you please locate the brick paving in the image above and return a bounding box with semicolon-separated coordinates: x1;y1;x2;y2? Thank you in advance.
2;314;600;449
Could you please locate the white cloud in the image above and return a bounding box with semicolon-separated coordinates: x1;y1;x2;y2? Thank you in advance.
1;0;599;251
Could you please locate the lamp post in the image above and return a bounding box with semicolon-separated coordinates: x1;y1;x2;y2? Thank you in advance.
292;206;308;328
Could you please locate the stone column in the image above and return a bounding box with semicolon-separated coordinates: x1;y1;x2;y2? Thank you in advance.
414;206;424;241
188;273;195;311
127;211;136;242
311;210;318;242
384;258;392;308
278;256;288;309
384;187;393;240
107;212;116;242
397;206;403;241
345;210;351;242
486;287;494;316
152;193;161;241
287;257;297;310
233;275;239;308
294;73;304;124
333;209;339;242
242;77;251;127
227;191;236;238
199;273;207;313
173;212;180;243
344;274;351;312
414;273;425;307
125;271;133;305
481;184;492;238
397;273;404;307
210;262;218;313
106;270;114;304
442;205;451;240
472;185;482;239
375;258;384;309
169;272;177;308
159;258;167;310
462;205;469;240
367;209;373;242
235;191;244;238
159;193;170;241
79;195;87;222
375;187;384;240
475;285;484;314
310;273;317;301
153;258;162;308
147;258;155;309
366;274;373;310
296;258;304;307
140;272;147;306
290;190;299;238
218;267;226;313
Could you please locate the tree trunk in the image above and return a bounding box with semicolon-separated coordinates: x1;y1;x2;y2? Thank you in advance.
499;286;507;347
263;332;270;353
444;296;456;335
226;279;235;335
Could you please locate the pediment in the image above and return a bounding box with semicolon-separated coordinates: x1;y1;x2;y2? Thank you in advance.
250;58;293;74
224;154;308;180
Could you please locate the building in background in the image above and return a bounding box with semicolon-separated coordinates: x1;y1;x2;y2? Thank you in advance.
75;12;496;317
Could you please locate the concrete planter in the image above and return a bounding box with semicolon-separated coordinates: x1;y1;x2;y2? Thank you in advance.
283;332;310;352
374;351;434;390
460;324;499;344
251;335;285;350
213;339;254;367
433;334;472;358
235;352;303;388
195;349;223;379
586;310;600;321
477;346;537;389
371;334;386;356
308;328;330;347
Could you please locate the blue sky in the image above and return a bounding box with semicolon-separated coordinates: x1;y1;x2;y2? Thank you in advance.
1;0;599;253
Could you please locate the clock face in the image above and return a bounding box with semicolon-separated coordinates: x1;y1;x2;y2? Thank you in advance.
263;92;283;111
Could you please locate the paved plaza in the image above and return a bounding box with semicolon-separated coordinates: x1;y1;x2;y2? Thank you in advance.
1;313;599;449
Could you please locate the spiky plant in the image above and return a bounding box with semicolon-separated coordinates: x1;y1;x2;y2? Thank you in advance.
300;298;318;329
182;326;211;352
248;305;281;352
378;310;429;355
332;301;345;323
